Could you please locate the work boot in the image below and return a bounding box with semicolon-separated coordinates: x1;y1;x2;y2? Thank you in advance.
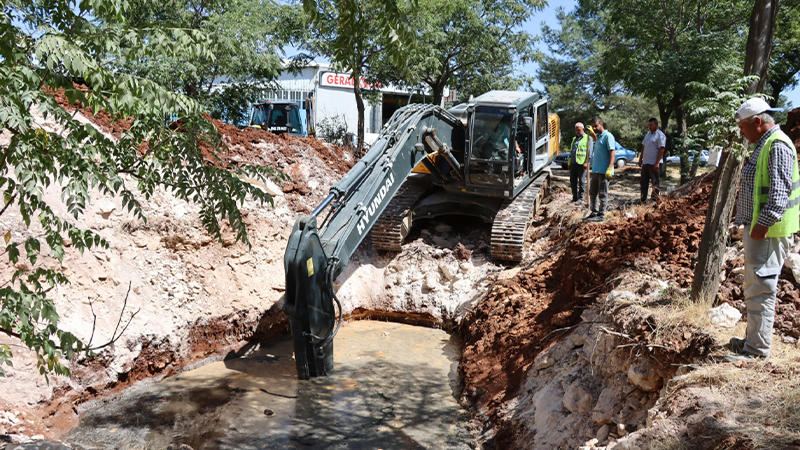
729;337;745;354
722;352;762;364
582;211;598;221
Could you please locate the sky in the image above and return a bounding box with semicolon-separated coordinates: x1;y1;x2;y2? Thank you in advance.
517;0;800;109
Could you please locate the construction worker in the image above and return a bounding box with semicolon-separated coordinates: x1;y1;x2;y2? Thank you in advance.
638;118;666;203
568;122;593;205
727;97;799;363
584;116;615;222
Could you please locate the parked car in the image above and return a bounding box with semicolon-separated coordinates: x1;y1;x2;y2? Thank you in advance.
555;141;636;170
665;150;709;166
613;142;636;168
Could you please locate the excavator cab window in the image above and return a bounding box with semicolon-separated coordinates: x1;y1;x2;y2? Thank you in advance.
250;103;303;135
468;107;514;187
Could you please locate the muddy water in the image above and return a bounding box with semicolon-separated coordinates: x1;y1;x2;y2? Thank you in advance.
66;321;472;450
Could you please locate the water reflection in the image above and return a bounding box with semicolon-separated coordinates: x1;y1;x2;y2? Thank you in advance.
67;321;471;450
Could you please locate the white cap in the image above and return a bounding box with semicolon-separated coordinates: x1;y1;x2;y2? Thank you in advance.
735;97;781;122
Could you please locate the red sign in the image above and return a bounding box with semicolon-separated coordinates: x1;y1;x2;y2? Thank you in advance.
320;72;381;89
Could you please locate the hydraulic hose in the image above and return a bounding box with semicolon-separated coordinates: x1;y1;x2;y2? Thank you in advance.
302;258;342;347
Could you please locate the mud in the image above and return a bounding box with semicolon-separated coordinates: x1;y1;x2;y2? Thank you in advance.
65;321;473;450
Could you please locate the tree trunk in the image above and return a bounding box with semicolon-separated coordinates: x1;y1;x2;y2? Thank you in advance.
675;99;691;184
691;0;780;304
743;0;780;94
353;73;366;159
657;97;672;177
432;88;443;107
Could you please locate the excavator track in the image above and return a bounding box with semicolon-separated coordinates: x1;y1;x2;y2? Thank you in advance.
371;178;429;251
491;171;550;261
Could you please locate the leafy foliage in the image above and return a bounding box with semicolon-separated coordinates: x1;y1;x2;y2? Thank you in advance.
375;0;544;105
301;0;416;153
316;114;349;147
116;0;304;120
768;2;800;107
535;7;658;150
577;0;750;137
0;0;279;377
687;66;760;158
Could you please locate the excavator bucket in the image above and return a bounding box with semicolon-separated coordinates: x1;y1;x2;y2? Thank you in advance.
284;215;336;379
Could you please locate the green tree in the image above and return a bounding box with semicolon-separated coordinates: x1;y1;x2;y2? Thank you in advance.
573;0;750;182
535;7;658;150
591;0;750;139
384;0;544;106
117;0;304;122
767;1;800;107
302;0;416;155
0;0;278;377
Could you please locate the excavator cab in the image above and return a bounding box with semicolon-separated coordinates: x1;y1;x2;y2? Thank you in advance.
463;92;546;199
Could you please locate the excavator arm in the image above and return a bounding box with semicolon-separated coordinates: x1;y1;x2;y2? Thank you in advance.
284;104;462;379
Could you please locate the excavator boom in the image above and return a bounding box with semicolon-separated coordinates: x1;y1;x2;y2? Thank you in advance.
283;104;462;379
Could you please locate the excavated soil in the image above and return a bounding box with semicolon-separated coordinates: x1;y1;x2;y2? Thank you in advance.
459;173;716;446
459;163;800;447
782;107;800;149
50;84;353;207
0;90;357;439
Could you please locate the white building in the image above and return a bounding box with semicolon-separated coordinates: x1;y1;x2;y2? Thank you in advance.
266;62;451;137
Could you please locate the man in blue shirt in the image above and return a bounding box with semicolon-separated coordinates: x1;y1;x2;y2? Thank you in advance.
584;116;615;222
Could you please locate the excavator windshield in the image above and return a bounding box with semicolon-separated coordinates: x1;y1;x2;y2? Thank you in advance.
469;106;515;187
471;107;514;161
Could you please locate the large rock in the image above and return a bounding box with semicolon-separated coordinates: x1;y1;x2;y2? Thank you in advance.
786;253;800;284
533;384;566;430
707;303;742;328
563;384;593;413
592;387;621;424
627;361;663;392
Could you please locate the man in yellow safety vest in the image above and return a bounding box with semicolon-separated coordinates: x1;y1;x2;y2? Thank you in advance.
727;97;800;362
568;122;593;205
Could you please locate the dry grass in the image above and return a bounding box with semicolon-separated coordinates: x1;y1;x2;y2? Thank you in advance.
606;277;800;447
665;326;800;448
645;437;692;450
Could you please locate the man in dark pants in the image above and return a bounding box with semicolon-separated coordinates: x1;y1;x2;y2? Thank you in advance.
584;117;615;222
568;122;593;205
638;118;666;204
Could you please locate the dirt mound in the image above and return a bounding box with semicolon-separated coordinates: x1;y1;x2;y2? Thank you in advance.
49;84;353;209
459;172;716;446
49;84;133;139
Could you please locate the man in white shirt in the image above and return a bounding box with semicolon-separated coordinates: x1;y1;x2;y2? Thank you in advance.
638;118;667;203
